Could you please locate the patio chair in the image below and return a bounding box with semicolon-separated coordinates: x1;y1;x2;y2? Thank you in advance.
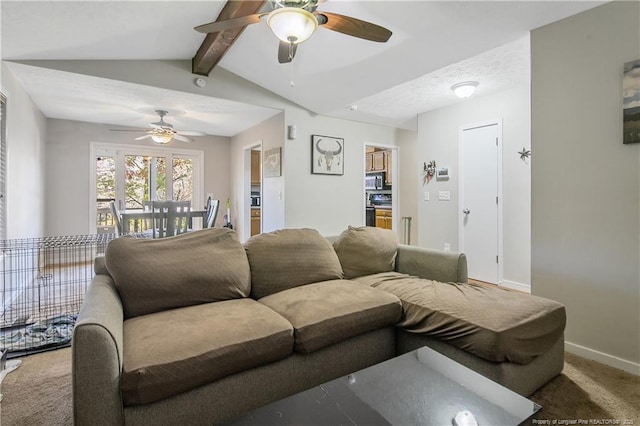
204;199;220;228
109;201;123;236
151;200;192;238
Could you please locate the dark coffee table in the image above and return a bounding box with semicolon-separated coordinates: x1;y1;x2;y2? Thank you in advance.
229;346;541;425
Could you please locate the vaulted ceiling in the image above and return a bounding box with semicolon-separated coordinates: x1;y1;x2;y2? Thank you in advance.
1;1;605;135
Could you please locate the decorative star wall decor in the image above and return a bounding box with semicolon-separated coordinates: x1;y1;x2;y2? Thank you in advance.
518;147;531;161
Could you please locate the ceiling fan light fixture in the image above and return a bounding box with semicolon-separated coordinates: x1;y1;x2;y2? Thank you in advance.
267;7;318;44
451;81;479;99
151;134;173;144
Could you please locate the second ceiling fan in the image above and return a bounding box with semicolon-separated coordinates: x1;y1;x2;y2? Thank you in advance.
195;0;392;64
110;110;205;144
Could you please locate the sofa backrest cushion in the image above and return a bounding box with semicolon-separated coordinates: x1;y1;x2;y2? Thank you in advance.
105;228;251;319
245;228;344;299
333;226;399;278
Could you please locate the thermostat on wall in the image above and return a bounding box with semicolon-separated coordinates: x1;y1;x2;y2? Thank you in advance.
436;167;450;181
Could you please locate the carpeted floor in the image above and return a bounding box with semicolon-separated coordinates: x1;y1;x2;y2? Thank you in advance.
0;347;638;425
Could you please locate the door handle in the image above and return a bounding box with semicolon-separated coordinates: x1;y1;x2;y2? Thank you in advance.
463;209;470;214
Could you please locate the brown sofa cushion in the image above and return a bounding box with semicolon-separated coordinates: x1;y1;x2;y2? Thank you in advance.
245;228;344;299
353;272;566;364
106;228;250;319
121;298;294;405
333;226;399;278
259;279;402;354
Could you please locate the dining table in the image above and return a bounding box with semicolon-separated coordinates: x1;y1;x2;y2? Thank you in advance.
120;208;208;235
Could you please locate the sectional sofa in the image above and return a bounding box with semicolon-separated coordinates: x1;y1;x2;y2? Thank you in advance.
73;226;566;425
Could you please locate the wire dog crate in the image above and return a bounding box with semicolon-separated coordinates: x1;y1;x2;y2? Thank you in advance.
0;234;115;357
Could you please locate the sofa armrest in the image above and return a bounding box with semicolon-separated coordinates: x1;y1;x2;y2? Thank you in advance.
73;273;125;426
395;244;468;283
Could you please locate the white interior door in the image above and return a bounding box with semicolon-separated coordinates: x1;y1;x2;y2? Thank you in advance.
460;124;500;283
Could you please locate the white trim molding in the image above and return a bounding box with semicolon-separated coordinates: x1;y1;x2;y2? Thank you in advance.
565;341;640;376
500;280;531;294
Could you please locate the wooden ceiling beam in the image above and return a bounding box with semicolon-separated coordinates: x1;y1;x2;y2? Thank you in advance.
192;0;268;76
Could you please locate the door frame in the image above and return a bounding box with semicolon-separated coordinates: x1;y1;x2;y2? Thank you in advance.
89;142;204;234
362;142;399;232
242;141;262;242
457;120;504;284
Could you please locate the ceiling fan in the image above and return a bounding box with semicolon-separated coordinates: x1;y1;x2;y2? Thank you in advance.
110;110;206;144
195;0;392;64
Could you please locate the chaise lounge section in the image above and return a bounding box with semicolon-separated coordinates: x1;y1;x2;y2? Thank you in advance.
73;226;565;425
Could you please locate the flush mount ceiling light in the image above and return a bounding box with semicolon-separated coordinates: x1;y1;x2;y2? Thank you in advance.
267;7;318;45
451;81;479;99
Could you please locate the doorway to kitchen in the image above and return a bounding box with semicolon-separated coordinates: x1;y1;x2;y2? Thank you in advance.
364;143;398;234
243;142;262;242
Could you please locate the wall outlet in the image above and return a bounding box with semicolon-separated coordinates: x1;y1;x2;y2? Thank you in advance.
438;191;451;201
423;191;430;201
444;243;451;252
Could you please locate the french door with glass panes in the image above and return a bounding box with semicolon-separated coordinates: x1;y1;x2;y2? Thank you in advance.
92;144;202;234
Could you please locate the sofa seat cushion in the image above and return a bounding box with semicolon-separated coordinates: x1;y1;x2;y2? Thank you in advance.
259;279;402;354
333;226;399;278
353;272;566;365
246;228;344;299
121;298;294;405
106;228;251;319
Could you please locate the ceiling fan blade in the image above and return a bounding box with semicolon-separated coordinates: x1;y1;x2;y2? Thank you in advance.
316;12;392;43
178;130;207;136
135;135;152;141
278;41;297;64
173;134;193;143
195;13;264;34
109;129;149;132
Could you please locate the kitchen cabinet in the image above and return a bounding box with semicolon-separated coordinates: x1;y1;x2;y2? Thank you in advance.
384;151;392;185
251;150;261;185
372;151;385;171
365;150;390;174
251;208;261;236
375;208;392;230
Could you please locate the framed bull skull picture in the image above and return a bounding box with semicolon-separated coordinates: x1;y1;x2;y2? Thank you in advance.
311;134;344;175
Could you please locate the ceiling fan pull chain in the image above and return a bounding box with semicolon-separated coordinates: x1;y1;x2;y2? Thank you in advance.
290;46;296;87
288;42;293;60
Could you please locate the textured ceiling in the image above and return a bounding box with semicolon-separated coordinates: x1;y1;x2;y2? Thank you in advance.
4;62;281;137
1;1;606;135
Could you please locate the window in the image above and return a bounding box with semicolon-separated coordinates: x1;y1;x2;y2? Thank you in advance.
91;143;203;234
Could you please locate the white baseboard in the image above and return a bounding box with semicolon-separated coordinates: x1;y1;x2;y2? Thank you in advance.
500;279;530;293
565;341;640;376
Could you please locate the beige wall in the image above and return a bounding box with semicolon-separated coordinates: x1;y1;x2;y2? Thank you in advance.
531;1;640;371
1;63;47;239
45;119;231;236
25;60;420;240
282;111;412;237
417;84;532;289
230;113;285;241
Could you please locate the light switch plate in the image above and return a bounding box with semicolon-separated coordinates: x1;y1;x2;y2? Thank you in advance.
423;192;430;201
438;191;451;201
